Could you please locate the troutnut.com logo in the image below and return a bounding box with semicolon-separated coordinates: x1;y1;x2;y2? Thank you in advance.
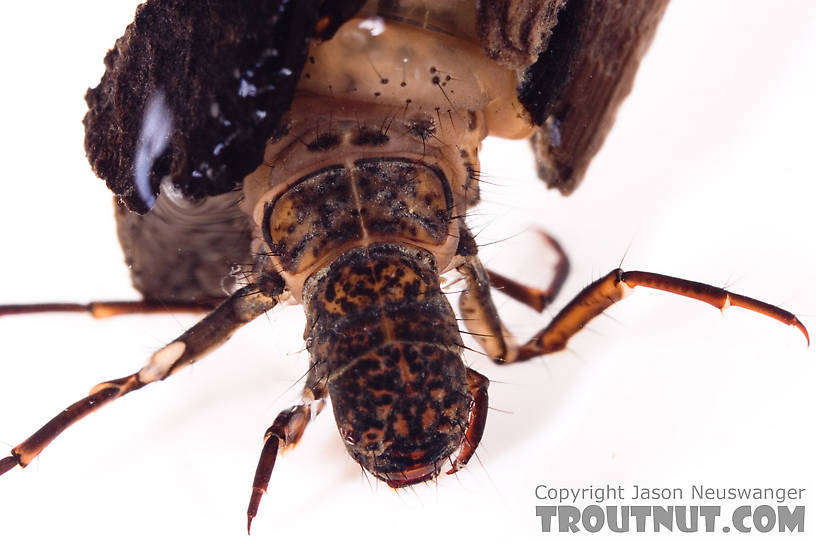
534;484;805;533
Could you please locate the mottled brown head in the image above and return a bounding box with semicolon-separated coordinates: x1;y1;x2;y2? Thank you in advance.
302;244;471;485
330;342;469;486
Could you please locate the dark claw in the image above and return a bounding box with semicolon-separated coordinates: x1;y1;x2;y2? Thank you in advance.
0;453;20;476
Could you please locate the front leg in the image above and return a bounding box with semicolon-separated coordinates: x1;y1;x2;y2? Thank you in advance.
246;382;326;534
446;368;489;475
485;231;570;313
457;253;519;363
456;227;570;363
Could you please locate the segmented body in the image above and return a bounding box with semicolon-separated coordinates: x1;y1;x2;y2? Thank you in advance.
239;7;537;481
18;1;816;541
115;8;528;483
254;108;477;480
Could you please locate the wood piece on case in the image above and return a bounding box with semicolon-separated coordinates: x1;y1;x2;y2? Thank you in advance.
476;0;567;68
519;0;671;194
84;0;366;213
114;190;252;302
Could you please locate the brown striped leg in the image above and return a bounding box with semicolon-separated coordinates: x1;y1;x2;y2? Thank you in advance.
0;299;220;318
247;388;326;534
510;269;809;363
458;229;570;362
487;231;570;312
0;285;278;477
458;254;519;362
447;368;489;475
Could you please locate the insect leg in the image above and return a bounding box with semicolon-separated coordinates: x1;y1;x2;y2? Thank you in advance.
458;251;518;362
457;228;571;362
247;384;326;534
0;299;220;318
510;269;809;363
486;231;570;312
0;285;278;476
446;368;489;475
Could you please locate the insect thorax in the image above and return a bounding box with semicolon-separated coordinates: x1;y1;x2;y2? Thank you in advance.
240;10;530;482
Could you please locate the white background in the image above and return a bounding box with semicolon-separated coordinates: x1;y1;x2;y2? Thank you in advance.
1;1;814;542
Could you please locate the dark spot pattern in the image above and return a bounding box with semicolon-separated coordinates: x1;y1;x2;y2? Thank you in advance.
353;127;390;146
355;158;452;244
404;115;436;144
263;159;453;274
262;166;360;273
306;133;340;151
302;244;469;479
